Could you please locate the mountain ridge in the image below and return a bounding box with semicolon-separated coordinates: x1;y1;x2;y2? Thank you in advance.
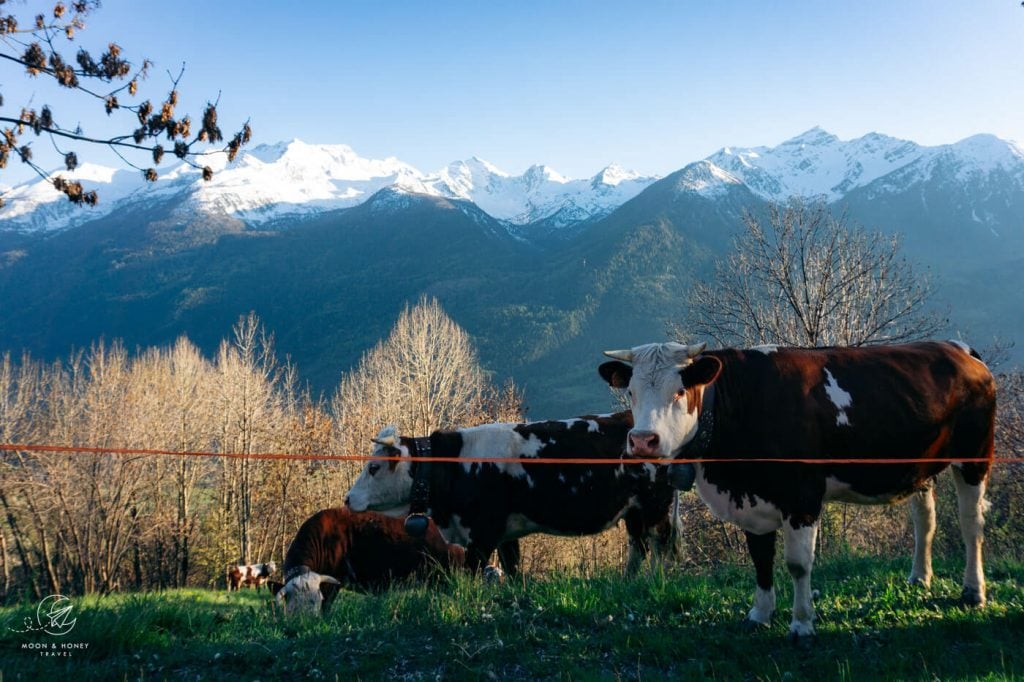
4;128;1023;239
2;127;1024;416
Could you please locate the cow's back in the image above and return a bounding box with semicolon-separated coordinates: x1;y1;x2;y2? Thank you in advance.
285;508;461;591
431;412;676;541
701;341;995;510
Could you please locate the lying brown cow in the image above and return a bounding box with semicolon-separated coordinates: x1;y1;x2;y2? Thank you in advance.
227;561;276;590
269;508;465;616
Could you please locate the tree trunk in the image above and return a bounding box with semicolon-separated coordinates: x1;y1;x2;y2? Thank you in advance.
0;490;38;598
1;530;10;599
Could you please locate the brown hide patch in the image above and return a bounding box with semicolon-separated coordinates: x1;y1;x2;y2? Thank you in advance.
283;508;462;595
684;385;702;416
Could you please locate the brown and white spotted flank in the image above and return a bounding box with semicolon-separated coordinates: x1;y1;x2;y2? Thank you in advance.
269;508;465;617
227;562;276;591
599;340;996;638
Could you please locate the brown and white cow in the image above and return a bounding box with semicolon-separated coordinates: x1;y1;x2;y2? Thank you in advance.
227;562;277;591
598;341;995;638
269;508;465;617
344;412;680;574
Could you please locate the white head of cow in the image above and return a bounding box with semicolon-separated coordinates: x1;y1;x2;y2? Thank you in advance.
273;569;341;618
599;342;722;458
344;425;414;515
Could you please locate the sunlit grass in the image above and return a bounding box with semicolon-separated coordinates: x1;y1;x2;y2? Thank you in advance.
1;557;1021;680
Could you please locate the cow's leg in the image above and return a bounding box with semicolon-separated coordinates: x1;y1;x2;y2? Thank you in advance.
496;540;521;577
639;491;682;571
623;510;650;575
658;491;683;562
744;530;776;626
782;521;819;638
952;465;989;606
465;543;496;573
908;485;936;587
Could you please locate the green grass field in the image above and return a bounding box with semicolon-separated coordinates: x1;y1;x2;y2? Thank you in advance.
1;556;1022;681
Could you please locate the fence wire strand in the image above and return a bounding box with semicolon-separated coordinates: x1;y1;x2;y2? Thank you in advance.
1;442;1020;465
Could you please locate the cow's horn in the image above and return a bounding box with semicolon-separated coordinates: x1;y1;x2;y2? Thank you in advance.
318;574;341;586
687;342;707;358
603;349;634;363
370;425;397;446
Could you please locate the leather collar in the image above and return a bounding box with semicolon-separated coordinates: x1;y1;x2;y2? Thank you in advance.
677;382;716;459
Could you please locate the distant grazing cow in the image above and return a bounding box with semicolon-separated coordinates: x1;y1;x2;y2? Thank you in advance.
598;341;996;638
344;411;680;574
269;508;465;617
227;562;277;591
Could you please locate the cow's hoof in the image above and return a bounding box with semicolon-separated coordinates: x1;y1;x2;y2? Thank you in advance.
787;620;816;645
960;587;986;607
907;576;931;589
668;463;696;492
787;624;816;647
741;618;770;632
787;630;815;648
483;565;505;585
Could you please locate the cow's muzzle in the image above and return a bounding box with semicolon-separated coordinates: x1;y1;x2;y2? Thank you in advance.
628;430;661;457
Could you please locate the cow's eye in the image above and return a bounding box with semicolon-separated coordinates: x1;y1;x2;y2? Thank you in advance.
368;462;381;475
674;389;686;401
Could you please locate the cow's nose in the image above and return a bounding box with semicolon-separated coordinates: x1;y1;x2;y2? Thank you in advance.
628;430;660;455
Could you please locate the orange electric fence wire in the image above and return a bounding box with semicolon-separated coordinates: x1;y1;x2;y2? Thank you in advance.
0;443;1020;465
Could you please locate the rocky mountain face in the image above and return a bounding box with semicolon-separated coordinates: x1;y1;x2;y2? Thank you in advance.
1;129;1021;417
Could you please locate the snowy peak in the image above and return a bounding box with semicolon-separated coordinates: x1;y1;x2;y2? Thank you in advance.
0;141;659;233
705;128;1024;203
4;130;1024;236
708;128;927;201
943;134;1024;180
672;160;744;198
192;140;424;221
418;158;655;227
592;164;642;187
241;139;416;182
779;126;841;148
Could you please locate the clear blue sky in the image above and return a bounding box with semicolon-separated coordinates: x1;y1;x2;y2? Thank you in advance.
3;0;1023;184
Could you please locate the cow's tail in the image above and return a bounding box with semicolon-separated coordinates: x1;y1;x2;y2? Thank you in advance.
669;491;683;559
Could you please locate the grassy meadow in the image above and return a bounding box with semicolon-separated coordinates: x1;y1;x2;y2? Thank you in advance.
1;556;1022;681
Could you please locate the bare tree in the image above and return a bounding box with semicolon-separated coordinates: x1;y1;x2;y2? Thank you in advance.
0;1;251;208
332;296;523;468
682;201;944;348
997;371;1024;457
213;313;283;566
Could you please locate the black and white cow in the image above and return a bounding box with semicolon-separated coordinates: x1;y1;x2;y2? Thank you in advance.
344;412;680;574
598;341;996;638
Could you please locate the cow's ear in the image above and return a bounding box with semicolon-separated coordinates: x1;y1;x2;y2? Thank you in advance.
681;355;722;388
599;361;633;388
268;580;284;596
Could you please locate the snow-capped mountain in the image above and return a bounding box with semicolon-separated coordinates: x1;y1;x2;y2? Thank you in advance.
0;139;658;233
3;128;1024;418
3;128;1023;237
669;160;745;198
425;158;656;227
702;127;1024;202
